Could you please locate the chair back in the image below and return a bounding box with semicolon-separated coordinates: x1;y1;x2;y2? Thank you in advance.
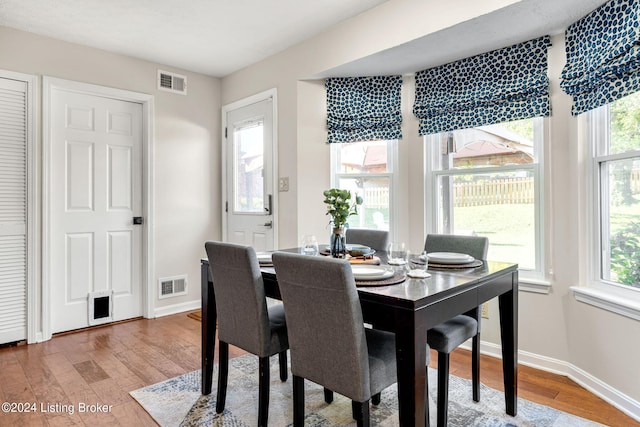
346;228;390;252
424;234;489;260
204;241;271;356
272;252;372;402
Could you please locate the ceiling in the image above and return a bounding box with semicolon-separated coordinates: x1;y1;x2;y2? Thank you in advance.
0;0;609;79
0;0;386;77
315;0;610;78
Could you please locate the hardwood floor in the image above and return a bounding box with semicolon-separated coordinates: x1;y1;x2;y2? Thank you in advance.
0;312;637;426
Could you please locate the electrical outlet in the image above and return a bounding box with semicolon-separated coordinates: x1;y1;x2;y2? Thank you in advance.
278;177;289;192
481;302;489;319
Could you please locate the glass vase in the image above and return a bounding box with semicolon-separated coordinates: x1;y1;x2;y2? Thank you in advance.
330;226;346;258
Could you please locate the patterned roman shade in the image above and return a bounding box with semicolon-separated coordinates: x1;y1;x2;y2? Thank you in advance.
413;36;552;135
326;76;402;143
560;0;640;115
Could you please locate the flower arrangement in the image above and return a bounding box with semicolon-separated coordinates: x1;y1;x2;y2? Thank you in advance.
323;188;363;229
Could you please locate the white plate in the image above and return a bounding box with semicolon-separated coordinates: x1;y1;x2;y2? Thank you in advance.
351;265;394;281
256;252;273;263
426;252;474;264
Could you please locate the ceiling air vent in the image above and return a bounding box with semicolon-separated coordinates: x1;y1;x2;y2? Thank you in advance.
158;275;188;299
157;70;187;95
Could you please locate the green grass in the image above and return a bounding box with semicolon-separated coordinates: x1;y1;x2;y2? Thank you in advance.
453;204;536;269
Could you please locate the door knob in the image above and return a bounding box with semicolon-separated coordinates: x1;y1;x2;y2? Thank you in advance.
133;217;144;225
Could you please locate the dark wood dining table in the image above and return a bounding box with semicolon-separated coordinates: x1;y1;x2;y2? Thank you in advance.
200;250;518;427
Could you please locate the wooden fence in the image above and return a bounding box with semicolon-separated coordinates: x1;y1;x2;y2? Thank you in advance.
360;169;640;208
362;187;389;209
453;177;534;207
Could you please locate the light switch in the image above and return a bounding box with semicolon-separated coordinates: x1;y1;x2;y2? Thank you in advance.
278;177;289;192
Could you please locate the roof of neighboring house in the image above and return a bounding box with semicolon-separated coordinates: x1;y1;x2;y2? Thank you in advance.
452;125;533;159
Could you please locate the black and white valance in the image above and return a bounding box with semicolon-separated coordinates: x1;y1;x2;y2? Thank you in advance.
326;76;402;143
561;0;640;115
413;36;552;135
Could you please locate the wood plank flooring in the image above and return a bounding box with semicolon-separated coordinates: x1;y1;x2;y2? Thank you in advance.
0;311;637;426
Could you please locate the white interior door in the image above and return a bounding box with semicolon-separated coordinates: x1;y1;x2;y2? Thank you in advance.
49;88;143;333
225;98;275;251
0;77;28;344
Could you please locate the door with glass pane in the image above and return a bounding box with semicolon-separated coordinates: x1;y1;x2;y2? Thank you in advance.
224;98;274;251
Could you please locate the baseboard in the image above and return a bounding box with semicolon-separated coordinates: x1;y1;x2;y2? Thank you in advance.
462;341;640;422
568;363;640;423
153;299;200;318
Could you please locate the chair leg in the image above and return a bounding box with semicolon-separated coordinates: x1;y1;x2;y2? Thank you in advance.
258;356;270;427
437;351;450;427
372;392;381;405
352;400;370;427
278;350;288;382
293;375;305;427
472;333;480;402
324;388;334;403
215;341;229;414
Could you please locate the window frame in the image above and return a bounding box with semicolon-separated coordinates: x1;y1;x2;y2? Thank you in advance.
424;118;546;279
330;140;399;239
587;105;640;298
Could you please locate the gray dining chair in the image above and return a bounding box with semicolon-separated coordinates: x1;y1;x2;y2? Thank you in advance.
346;228;390;252
424;233;488;427
272;252;411;427
204;241;289;427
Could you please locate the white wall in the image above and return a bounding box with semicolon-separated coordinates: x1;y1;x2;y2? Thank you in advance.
220;3;640;420
0;26;222;327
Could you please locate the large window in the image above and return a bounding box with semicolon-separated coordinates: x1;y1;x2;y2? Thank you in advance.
589;91;640;290
331;140;397;234
425;118;544;273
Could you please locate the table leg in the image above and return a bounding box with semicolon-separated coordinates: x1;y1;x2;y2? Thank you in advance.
201;262;217;395
395;310;429;427
498;270;518;416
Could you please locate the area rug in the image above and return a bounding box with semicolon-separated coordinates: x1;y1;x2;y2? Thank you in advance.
130;354;604;427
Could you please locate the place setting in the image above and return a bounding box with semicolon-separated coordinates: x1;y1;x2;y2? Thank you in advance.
410;251;484;270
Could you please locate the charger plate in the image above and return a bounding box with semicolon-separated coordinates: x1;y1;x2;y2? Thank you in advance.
356;271;406;287
428;259;483;269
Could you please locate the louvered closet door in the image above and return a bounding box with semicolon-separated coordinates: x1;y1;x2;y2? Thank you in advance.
0;78;27;344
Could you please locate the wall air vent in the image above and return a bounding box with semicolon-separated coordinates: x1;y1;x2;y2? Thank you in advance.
157;70;187;95
158;275;188;299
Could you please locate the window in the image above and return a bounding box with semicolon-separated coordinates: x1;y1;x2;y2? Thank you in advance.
233;120;264;213
589;91;640;290
425;118;544;273
331;140;397;235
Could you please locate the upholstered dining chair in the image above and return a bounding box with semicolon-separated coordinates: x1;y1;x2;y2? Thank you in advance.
424;233;489;427
346;228;390;252
272;252;410;427
204;241;289;427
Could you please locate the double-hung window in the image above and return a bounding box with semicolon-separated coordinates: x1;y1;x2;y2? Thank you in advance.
331;140;397;235
588;91;640;291
425;118;544;274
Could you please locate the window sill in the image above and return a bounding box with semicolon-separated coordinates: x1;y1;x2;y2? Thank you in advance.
518;277;552;294
571;286;640;321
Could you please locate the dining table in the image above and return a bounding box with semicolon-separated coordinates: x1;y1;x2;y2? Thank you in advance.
200;249;519;427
